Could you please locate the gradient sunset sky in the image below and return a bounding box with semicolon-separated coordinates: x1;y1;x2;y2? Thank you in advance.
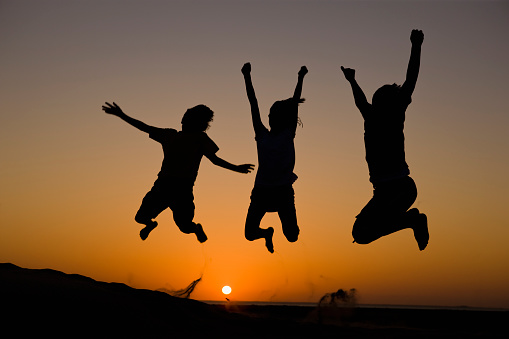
1;0;508;308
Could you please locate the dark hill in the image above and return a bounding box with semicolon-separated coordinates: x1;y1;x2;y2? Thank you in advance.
0;263;332;338
1;263;507;338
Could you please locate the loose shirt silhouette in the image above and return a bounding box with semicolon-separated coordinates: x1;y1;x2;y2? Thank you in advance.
150;128;219;182
362;92;411;184
254;126;298;186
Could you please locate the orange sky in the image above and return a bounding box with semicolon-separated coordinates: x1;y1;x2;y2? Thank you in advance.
1;0;508;308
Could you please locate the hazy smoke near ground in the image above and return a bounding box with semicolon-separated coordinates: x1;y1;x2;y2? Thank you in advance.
157;276;202;299
313;288;358;325
318;288;358;307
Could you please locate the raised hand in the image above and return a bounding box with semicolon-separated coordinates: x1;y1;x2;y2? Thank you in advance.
410;29;424;46
298;66;308;78
341;66;356;82
102;102;124;116
237;163;255;174
241;62;251;76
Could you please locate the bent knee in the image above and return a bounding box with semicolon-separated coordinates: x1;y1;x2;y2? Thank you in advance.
135;212;150;225
283;227;299;243
286;234;298;243
174;219;196;234
352;235;371;244
284;231;299;243
244;230;258;242
352;231;372;244
352;220;373;244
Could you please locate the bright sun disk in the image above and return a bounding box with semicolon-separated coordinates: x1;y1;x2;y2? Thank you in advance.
222;285;232;295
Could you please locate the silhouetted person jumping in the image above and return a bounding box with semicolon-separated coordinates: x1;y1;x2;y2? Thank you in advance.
341;29;429;251
102;102;254;242
241;62;307;253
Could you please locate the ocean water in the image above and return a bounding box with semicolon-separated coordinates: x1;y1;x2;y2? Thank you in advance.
202;300;508;312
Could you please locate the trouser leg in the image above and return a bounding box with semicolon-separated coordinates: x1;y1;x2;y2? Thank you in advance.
278;205;299;243
352;177;418;244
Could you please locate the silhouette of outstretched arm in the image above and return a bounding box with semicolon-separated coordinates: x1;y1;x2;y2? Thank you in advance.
206;153;255;174
102;102;158;134
341;67;371;116
242;63;265;135
293;66;308;100
401;29;424;97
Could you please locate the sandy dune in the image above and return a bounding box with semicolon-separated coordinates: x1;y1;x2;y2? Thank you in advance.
1;263;506;338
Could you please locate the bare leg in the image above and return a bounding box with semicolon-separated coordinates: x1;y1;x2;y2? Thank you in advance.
139;220;158;241
245;205;274;253
135;184;166;241
411;210;429;250
173;204;207;243
135;213;159;241
264;227;274;253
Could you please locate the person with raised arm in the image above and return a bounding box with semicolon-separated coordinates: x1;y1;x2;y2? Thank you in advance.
102;102;254;242
241;62;307;253
341;29;429;250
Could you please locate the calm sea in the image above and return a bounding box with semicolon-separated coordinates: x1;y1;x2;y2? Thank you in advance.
202;300;508;312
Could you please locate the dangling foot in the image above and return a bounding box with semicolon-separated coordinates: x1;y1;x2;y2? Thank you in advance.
413;213;429;251
264;227;274;253
195;223;208;243
140;221;158;241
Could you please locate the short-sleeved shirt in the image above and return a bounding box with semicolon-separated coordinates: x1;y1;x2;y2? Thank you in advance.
149;128;219;183
360;93;412;184
254;127;298;187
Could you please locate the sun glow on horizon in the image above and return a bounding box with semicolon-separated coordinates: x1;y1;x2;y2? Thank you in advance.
222;285;232;295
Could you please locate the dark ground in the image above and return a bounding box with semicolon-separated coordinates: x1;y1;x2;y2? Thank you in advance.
1;263;507;338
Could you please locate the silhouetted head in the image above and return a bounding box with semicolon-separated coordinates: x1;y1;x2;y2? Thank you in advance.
181;105;214;132
372;84;401;111
268;98;305;132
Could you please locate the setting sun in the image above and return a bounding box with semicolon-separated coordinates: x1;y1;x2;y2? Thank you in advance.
222;286;232;295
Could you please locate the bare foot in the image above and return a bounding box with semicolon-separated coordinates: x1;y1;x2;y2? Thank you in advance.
195;223;208;243
413;213;429;251
140;221;158;241
265;227;274;253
